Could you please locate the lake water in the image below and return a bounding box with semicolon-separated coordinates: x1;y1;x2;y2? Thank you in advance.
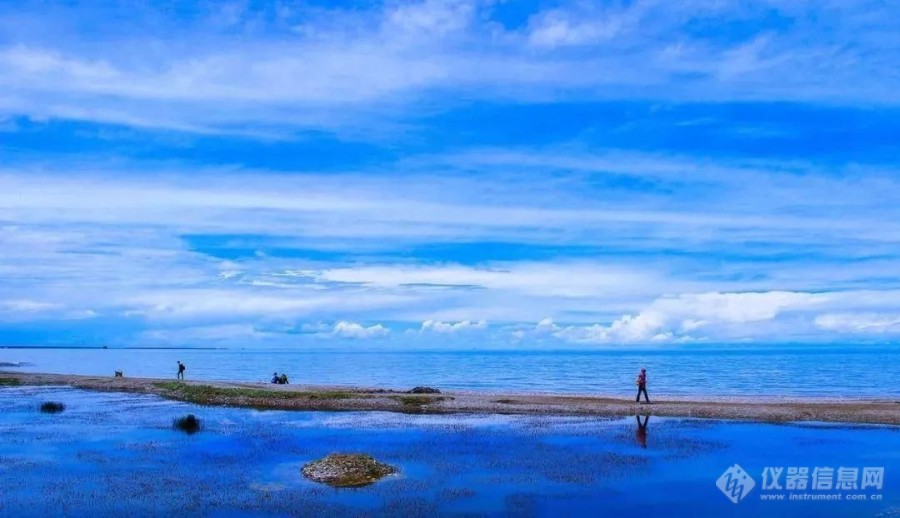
0;387;896;516
2;346;899;398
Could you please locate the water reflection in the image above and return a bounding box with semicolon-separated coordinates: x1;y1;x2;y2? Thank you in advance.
635;415;649;448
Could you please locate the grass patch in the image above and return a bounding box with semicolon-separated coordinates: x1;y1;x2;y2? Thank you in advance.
302;454;397;488
0;377;21;386
407;386;441;394
152;382;360;404
173;414;202;434
494;399;517;404
40;401;65;413
308;391;357;400
391;395;448;407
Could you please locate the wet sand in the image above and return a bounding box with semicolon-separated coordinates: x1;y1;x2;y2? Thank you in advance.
3;371;899;424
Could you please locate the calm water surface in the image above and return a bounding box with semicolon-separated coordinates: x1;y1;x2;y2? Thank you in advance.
0;387;897;516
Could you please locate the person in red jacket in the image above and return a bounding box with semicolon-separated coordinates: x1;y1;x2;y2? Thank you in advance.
635;368;650;403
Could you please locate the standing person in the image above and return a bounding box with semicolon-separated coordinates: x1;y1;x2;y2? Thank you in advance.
635;368;650;403
177;361;186;380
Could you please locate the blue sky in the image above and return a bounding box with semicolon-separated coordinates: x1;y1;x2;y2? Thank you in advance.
2;0;900;348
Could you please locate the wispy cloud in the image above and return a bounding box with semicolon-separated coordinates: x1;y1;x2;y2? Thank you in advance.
815;313;900;334
1;1;899;347
2;0;900;135
2;158;899;345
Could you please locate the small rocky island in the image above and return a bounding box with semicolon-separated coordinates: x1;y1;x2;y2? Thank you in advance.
301;454;397;488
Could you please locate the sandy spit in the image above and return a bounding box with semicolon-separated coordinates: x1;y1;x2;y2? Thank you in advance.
3;371;899;425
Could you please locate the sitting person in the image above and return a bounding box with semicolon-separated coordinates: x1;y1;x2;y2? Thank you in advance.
271;372;279;384
114;370;123;378
279;373;289;385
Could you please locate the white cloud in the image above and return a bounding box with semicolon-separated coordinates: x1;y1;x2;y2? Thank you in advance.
332;321;390;339
2;158;900;345
5;162;900;262
122;290;410;320
218;270;242;280
526;7;625;48
2;3;900;349
2;0;900;134
0;299;62;313
141;324;270;342
296;263;684;299
299;321;332;334
421;319;487;333
533;291;831;344
0;299;96;322
815;313;900;334
385;0;474;37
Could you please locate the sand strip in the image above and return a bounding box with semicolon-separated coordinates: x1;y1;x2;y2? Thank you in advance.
3;371;899;425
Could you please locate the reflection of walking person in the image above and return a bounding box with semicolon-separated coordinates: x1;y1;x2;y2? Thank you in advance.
177;361;186;380
635;368;650;403
635;415;649;448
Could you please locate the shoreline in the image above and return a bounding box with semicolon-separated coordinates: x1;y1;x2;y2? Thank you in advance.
3;371;900;425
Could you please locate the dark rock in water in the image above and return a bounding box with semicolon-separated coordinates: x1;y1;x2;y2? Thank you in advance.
302;454;397;488
407;386;441;394
40;401;65;414
173;414;202;434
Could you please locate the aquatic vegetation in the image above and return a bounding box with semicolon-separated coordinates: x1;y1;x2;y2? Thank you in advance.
40;401;65;413
407;387;441;394
301;453;397;488
152;382;360;405
438;487;477;500
391;395;448;411
0;377;22;386
173;414;202;434
307;391;358;400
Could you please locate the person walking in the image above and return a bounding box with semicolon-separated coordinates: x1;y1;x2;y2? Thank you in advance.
635;368;650;403
177;361;186;380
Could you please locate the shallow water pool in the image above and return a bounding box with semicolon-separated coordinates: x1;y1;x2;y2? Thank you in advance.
0;387;897;516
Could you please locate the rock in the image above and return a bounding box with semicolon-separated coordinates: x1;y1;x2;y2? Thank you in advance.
301;454;397;488
173;414;202;434
407;386;441;394
40;401;65;414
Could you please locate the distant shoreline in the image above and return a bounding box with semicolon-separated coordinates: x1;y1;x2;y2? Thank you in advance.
0;346;225;350
3;371;899;425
